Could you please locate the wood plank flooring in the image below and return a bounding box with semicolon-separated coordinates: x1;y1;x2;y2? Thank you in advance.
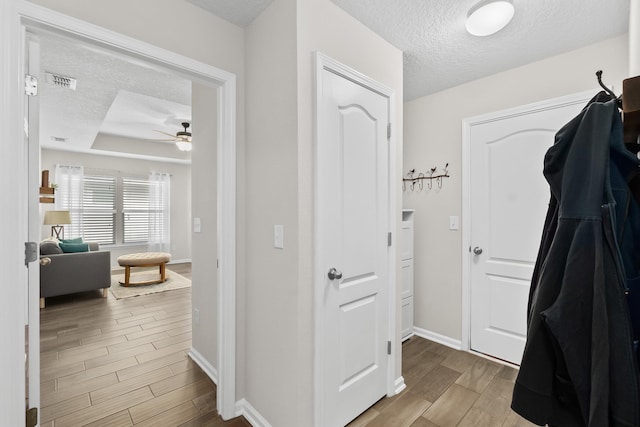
350;337;537;427
42;262;535;426
40;263;250;427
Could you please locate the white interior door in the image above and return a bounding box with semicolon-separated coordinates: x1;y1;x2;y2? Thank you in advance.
468;93;591;364
316;59;391;427
26;35;42;425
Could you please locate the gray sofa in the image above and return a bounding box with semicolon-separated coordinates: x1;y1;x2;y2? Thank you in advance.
40;242;111;308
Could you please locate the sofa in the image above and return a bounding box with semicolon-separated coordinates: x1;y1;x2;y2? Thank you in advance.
40;241;111;308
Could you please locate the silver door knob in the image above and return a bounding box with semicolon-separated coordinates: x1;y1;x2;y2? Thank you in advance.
40;257;51;266
328;268;343;280
473;246;483;255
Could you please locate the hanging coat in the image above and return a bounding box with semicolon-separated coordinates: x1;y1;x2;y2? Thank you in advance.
511;95;640;427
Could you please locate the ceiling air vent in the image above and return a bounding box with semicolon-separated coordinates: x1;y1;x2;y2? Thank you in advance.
51;136;67;143
45;72;77;90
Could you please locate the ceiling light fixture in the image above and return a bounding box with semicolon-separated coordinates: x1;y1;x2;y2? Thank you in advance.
465;0;514;37
175;140;192;152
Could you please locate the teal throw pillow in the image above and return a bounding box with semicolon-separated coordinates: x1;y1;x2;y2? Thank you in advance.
59;242;89;253
60;237;83;244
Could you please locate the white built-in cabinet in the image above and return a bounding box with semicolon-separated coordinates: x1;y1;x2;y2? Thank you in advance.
400;209;415;340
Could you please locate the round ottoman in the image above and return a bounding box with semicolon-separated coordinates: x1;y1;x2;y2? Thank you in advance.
117;252;172;287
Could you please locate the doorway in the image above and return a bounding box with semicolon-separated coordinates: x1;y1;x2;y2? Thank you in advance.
13;4;238;423
462;90;596;364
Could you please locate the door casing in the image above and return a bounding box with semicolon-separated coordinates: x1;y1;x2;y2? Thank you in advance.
313;52;401;427
6;1;238;420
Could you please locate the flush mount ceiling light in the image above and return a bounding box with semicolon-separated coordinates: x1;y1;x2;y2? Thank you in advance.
466;0;515;36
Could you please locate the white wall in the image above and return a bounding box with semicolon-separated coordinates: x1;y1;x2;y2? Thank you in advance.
190;83;219;374
40;149;192;267
403;34;629;341
244;0;300;425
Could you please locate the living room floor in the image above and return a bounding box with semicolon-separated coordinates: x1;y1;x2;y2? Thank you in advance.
39;262;249;426
40;263;535;427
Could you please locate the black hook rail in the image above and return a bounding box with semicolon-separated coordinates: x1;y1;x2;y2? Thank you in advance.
403;164;450;191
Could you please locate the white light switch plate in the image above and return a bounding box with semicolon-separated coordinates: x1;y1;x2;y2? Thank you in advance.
274;225;284;249
193;217;201;233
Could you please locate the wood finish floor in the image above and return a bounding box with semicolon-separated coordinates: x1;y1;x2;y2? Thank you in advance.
40;263;249;427
350;337;537;427
41;262;535;427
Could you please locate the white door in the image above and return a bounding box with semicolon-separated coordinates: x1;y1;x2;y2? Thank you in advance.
25;36;42;425
316;58;391;427
468;93;592;364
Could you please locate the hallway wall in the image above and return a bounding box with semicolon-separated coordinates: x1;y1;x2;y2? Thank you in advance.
404;34;629;342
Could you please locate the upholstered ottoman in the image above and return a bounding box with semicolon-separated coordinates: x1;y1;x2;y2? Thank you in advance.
116;252;171;287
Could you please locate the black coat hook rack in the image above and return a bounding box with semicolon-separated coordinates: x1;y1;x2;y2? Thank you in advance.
403;164;450;191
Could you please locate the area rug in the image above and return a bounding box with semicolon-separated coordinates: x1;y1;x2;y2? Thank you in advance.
109;271;191;299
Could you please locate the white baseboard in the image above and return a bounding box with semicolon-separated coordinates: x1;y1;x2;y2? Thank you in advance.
188;348;218;385
394;376;406;395
235;398;272;427
168;258;192;265
413;327;462;350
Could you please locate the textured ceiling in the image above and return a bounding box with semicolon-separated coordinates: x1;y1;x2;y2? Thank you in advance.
190;0;630;101
38;33;191;161
330;0;630;100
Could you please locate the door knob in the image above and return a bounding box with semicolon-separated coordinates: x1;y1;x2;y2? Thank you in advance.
473;246;483;255
40;257;51;266
328;267;343;280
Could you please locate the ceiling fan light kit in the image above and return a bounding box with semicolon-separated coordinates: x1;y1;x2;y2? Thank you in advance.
466;0;514;37
175;140;192;151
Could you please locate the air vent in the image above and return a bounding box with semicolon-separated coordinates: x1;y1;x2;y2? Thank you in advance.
45;72;77;90
51;136;67;143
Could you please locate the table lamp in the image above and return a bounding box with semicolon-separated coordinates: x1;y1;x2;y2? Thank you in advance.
44;210;71;239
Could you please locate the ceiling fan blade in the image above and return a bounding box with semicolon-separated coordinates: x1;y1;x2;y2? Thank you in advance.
153;130;177;138
152;138;178;142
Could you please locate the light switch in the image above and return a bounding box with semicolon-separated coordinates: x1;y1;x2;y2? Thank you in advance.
193;217;201;233
274;224;284;249
449;216;459;230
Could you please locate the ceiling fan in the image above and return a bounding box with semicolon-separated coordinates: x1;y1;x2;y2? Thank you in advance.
153;122;192;152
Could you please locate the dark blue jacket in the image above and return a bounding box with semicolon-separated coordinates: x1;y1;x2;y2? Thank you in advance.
511;95;640;427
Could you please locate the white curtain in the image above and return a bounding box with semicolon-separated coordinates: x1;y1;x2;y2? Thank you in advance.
54;164;84;239
148;172;171;253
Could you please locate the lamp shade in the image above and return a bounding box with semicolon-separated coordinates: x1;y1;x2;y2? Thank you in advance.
44;210;71;225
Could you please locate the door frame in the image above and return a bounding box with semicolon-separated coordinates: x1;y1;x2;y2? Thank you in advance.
5;0;238;421
460;89;596;354
313;52;399;427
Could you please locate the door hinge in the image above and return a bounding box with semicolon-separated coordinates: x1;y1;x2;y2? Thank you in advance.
388;232;392;247
25;242;38;266
387;340;392;355
26;407;38;427
387;123;391;139
25;74;37;96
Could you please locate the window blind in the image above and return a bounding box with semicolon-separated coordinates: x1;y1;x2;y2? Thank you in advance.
82;175;116;244
123;177;151;244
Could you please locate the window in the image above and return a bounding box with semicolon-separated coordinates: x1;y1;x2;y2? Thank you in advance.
55;165;170;247
82;175;116;244
122;177;152;244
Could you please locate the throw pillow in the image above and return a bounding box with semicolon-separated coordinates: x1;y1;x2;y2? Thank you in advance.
60;237;83;244
40;242;63;255
59;242;89;253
